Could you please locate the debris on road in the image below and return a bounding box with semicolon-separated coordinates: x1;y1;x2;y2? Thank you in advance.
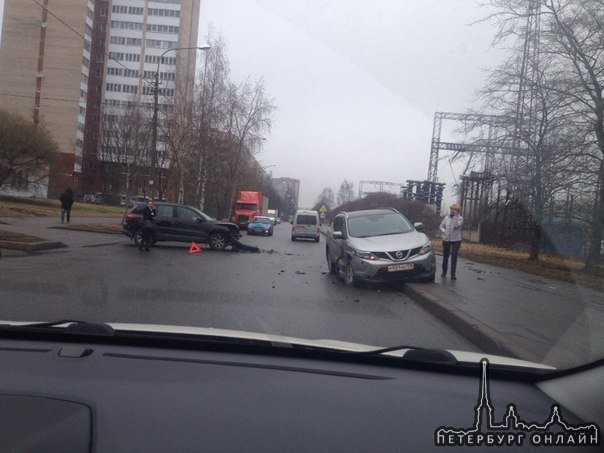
229;234;260;253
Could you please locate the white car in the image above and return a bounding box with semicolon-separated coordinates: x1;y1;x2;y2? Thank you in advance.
291;210;321;242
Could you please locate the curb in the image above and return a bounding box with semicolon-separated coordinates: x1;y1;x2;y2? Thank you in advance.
51;226;123;235
320;225;526;359
0;240;67;252
403;283;523;359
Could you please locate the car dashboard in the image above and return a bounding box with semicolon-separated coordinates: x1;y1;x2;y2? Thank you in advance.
0;332;602;452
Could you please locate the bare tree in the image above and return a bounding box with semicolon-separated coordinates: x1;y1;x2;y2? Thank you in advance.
337;179;355;206
0;109;57;192
170;31;276;215
484;0;604;270
100;102;152;202
221;78;276;218
313;187;335;211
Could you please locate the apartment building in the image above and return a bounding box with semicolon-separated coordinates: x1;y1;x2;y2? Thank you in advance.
0;0;200;199
271;177;300;208
84;0;199;198
0;0;94;197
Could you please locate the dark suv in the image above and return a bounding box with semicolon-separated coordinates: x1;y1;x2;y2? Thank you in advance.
122;202;241;251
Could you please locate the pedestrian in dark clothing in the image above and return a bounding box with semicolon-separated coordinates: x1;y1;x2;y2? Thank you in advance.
140;200;156;252
439;203;463;280
59;188;74;223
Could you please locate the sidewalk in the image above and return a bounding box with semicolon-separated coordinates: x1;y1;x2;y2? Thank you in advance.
0;216;123;248
320;226;604;369
406;256;604;369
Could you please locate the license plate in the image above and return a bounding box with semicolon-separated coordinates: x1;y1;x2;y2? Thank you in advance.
388;263;414;272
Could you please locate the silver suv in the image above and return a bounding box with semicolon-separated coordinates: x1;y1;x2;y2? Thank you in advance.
325;208;436;286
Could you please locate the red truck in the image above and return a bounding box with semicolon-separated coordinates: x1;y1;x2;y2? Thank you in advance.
232;191;268;229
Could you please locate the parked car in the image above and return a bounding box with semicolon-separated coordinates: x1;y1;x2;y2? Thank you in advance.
291;210;320;242
120;196;149;207
247;216;274;236
325;208;436;285
122;202;241;250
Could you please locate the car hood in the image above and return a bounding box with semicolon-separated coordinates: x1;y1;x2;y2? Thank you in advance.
347;230;429;252
2;321;552;370
213;220;238;229
110;323;555;369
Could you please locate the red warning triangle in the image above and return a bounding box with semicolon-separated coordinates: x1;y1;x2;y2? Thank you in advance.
189;242;201;254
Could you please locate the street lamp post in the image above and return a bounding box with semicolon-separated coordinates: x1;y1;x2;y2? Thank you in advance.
150;45;210;200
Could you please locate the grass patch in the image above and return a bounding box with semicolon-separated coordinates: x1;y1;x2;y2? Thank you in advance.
431;239;604;292
0;195;125;218
55;223;123;234
0;229;45;243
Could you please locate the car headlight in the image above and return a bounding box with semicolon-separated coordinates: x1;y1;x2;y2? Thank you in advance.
418;243;432;255
354;251;378;261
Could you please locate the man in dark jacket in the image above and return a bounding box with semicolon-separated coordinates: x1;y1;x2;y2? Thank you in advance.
140;200;156;252
59;188;74;223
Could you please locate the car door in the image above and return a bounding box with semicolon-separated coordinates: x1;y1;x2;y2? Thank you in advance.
174;206;209;242
154;204;177;239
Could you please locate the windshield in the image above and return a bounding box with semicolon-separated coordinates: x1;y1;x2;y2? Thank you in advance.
236;203;258;210
1;0;603;378
348;213;414;238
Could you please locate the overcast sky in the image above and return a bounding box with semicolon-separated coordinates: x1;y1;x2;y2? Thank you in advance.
198;0;506;208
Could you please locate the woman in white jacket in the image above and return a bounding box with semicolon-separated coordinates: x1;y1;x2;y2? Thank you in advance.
439;204;463;280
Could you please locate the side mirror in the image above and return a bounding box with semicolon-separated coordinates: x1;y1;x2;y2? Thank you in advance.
413;222;424;230
332;231;344;240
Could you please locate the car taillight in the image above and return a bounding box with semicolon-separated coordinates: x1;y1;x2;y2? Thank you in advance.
125;214;136;221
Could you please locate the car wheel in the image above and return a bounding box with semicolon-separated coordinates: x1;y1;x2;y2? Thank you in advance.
326;248;338;275
209;232;227;251
344;262;357;287
133;228;143;247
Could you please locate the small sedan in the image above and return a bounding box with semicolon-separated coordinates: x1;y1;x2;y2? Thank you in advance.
247;216;274;236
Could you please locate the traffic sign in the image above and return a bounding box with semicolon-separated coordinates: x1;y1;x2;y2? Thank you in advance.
319;205;327;213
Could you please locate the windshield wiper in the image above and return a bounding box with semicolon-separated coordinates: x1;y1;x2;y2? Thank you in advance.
357;345;457;365
0;320;115;336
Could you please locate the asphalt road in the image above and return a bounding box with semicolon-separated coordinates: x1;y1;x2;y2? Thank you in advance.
0;223;479;352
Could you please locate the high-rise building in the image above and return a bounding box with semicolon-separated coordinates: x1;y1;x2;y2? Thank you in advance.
271;177;300;208
0;0;95;197
0;0;200;198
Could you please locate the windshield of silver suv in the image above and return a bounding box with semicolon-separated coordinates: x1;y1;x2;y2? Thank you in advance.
347;212;414;238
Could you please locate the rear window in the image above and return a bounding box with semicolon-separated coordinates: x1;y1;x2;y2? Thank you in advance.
253;217;271;224
296;215;317;225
